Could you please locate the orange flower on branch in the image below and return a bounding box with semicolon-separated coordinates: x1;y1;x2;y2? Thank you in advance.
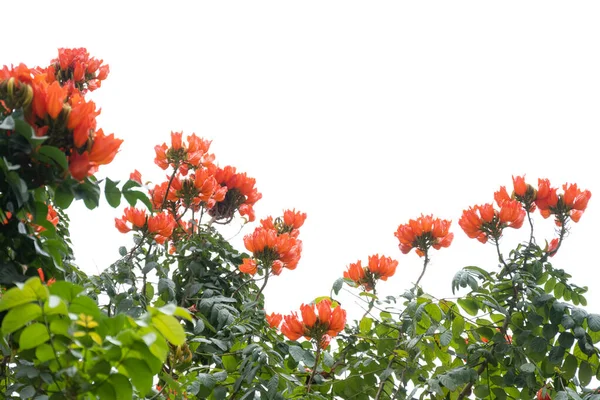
48;47;109;93
394;215;454;257
344;254;399;292
280;299;346;349
114;207;147;233
239;226;302;276
154;132;215;175
535;179;592;225
459;197;525;244
266;312;283;328
209;166;261;223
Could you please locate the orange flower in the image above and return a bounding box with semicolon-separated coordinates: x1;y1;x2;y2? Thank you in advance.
68;152;93;181
114;207;147;233
147;212;176;244
300;304;318;328
88;129;123;166
280;300;346;343
266;312;283;328
459;199;524;244
281;313;306;341
209;166;262;223
239;258;258;275
130;170;142;184
395;215;454;257
343;261;367;288
46;81;66;119
37;268;55;286
367;254;398;281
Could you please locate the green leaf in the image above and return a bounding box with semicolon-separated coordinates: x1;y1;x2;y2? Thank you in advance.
198;373;217;390
548;346;565;365
558;332;575;349
289;345;306;363
104;178;121;208
587;314;600;332
69;296;101;320
35;343;57;363
457;298;479;316
98;374;133;400
0;285;37;311
19;322;50;350
440;328;453;347
2;303;42;334
579;360;592;387
520;363;536;373
121;358;152;396
563;354;577;379
54;184;75;209
452;315;465;338
123;189;152;211
44;295;68;316
561;315;575;330
267;374;279;400
49;281;84;303
37;146;68;171
152;314;185;346
359;317;373;334
222;355;237;373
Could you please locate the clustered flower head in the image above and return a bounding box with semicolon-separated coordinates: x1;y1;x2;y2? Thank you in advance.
115;207;176;245
459;176;592;252
394;214;454;257
0;48;122;181
239;209;306;276
343;254;398;292
277;299;346;349
459;193;525;244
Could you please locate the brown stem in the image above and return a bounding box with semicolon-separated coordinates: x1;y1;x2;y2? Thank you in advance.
307;345;322;393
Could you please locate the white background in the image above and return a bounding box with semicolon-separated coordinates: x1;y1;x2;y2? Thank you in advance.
4;1;600;322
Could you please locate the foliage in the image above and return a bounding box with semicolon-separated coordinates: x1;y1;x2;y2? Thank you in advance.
1;49;599;400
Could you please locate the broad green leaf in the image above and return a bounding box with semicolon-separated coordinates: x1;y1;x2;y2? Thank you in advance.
44;295;68;316
452;315;465;338
19;322;50;350
104;178;121;208
359;317;373;334
50;319;70;336
222;355;237;372
457;298;479;316
2;303;42;334
563;354;577;379
520;363;536;373
579;360;592;387
0;285;37;311
121;358;152;396
587;314;600;332
332;278;343;295
173;307;193;322
152;314;185;346
35;343;57;363
37;146;68;171
69;296;101;320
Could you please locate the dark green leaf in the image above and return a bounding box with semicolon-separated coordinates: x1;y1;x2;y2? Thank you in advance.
579;360;592;387
587;314;600;332
37;146;68;171
104;178;121;208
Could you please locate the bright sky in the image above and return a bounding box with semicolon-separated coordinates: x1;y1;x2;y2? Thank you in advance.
5;1;600;321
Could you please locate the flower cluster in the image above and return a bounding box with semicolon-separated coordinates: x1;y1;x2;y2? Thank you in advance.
459;176;591;247
239;209;306;276
395;214;454;257
459;194;525;244
0;48;122;181
343;254;398;292
278;299;346;349
115;207;177;245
